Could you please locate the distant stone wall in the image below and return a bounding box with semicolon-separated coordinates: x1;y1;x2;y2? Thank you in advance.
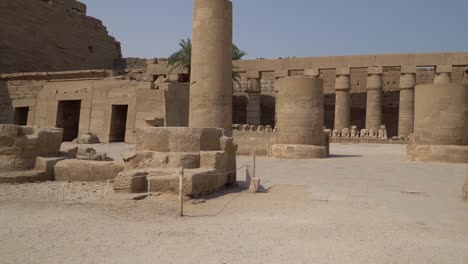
0;71;189;143
0;0;121;74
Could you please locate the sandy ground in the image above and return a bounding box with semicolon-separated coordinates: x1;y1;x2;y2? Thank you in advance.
1;143;467;264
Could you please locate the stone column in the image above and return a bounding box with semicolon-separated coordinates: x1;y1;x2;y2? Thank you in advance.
434;65;452;84
272;77;327;159
334;67;351;130
189;0;232;130
365;66;383;131
246;71;261;125
398;66;416;138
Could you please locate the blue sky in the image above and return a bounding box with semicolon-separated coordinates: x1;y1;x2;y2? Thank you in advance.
84;0;468;59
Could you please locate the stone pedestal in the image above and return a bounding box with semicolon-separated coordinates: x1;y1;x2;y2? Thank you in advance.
334;68;351;130
407;84;468;163
272;76;327;159
246;78;261;125
366;67;383;131
398;66;416;138
189;0;232;129
114;127;238;195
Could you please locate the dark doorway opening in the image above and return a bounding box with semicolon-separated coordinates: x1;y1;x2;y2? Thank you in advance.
14;107;29;126
260;95;276;127
109;105;128;142
56;100;81;141
232;96;247;124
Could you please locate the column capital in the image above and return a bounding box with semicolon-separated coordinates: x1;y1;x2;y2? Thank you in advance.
304;68;320;77
366;73;383;90
399;73;416;90
367;66;383;75
336;67;351;76
245;71;260;79
274;70;289;79
400;65;417;74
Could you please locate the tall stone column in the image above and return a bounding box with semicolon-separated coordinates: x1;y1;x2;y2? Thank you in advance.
246;71;261;125
398;66;416;138
189;0;232;130
434;65;452;84
334;67;351;130
365;66;383;131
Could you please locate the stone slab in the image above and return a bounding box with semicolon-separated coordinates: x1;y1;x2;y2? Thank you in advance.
0;170;48;184
54;159;124;182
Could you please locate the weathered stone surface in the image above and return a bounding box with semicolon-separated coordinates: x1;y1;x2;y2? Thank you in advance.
0;125;63;171
408;84;468;163
0;170;48;184
136;127;223;152
54;159;124;182
463;171;468;200
0;0;121;74
76;133;100;144
271;144;327;159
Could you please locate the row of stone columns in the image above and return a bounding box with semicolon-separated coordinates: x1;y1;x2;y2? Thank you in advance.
243;65;456;137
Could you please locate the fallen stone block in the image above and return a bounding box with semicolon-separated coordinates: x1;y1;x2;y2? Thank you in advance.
0;170;48;184
54;159;124;182
271;144;327;159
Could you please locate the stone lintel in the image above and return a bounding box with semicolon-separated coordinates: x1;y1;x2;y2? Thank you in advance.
304;68;320;77
367;66;383;75
400;65;417;74
336;67;351;76
274;70;289;78
436;65;453;73
245;71;261;79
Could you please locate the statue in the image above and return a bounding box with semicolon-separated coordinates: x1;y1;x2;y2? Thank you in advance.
324;129;332;138
257;125;265;132
350;126;359;138
265;125;273;132
332;129;341;138
360;129;369;138
369;129;377;139
378;125;388;139
242;124;249;131
249;125;256;132
341;128;350;138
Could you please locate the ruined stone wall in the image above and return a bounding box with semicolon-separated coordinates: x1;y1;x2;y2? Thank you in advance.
0;0;121;74
0;71;189;143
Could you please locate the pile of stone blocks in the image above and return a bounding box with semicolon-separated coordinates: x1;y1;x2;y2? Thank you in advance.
113;127;237;196
0;124;65;183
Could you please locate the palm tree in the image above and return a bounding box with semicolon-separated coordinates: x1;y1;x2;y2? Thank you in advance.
168;38;247;84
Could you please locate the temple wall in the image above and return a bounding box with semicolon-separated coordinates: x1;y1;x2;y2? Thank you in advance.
0;71;189;143
0;0;121;74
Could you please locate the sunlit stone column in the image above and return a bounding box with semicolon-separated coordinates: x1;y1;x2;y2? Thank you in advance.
398;66;416;138
334;67;351;130
189;0;232;129
245;71;261;125
434;65;452;84
365;66;383;131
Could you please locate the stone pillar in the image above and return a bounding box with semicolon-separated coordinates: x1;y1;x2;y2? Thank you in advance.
398;66;416;138
272;77;327;159
189;0;232;130
245;71;261;125
334;67;351;130
365;66;383;131
434;65;452;84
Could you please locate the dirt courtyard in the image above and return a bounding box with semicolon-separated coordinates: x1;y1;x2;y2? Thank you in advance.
1;144;467;264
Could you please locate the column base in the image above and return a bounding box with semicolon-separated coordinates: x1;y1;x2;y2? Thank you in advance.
407;144;468;163
271;144;327;159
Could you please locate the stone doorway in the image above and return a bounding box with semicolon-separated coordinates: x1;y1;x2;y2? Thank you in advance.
109;105;128;142
14;107;29;126
56;100;81;141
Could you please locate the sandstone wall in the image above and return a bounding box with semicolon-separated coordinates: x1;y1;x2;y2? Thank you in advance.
0;0;121;74
0;71;189;143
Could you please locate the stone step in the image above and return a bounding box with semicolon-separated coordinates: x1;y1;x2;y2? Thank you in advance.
0;170;48;184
